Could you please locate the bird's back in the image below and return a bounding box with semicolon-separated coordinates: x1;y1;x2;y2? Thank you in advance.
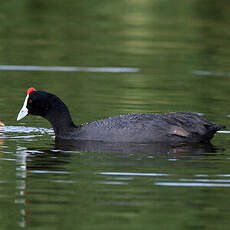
74;112;224;143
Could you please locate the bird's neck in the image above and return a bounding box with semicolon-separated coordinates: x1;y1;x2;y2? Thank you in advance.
44;100;78;139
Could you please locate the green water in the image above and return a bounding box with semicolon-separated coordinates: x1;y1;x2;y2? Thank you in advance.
0;0;230;229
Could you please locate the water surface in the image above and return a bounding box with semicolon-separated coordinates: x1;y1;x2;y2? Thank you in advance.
0;0;230;229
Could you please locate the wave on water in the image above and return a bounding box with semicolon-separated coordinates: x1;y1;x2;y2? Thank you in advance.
0;65;140;73
0;126;53;139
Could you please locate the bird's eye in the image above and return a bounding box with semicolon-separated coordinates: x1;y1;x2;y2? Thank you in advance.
28;99;32;104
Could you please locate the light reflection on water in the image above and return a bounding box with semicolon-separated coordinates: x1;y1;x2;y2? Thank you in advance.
0;126;53;134
193;70;230;77
0;65;140;73
155;182;230;187
99;171;230;188
0;126;53;141
99;172;170;177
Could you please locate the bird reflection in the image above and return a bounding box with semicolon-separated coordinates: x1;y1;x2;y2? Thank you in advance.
54;139;219;156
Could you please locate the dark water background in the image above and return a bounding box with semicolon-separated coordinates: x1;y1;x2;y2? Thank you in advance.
0;0;230;229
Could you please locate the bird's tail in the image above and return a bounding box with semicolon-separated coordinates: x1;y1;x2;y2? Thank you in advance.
204;123;226;141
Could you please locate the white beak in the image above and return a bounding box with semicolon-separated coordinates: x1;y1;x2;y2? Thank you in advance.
17;94;29;121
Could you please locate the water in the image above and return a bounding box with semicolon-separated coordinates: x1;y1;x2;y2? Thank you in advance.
0;0;230;229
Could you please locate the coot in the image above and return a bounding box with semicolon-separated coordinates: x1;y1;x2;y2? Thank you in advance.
17;88;225;143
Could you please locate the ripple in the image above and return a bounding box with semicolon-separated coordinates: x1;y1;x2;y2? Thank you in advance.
0;126;53;140
180;178;230;183
0;158;17;161
0;126;53;134
155;174;230;187
52;180;74;184
96;181;128;185
193;70;215;76
217;130;230;134
29;170;70;174
99;172;169;177
0;65;140;73
8;135;43;139
192;70;228;76
155;182;230;187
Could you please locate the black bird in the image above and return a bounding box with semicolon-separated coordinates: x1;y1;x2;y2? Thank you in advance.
17;88;225;143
